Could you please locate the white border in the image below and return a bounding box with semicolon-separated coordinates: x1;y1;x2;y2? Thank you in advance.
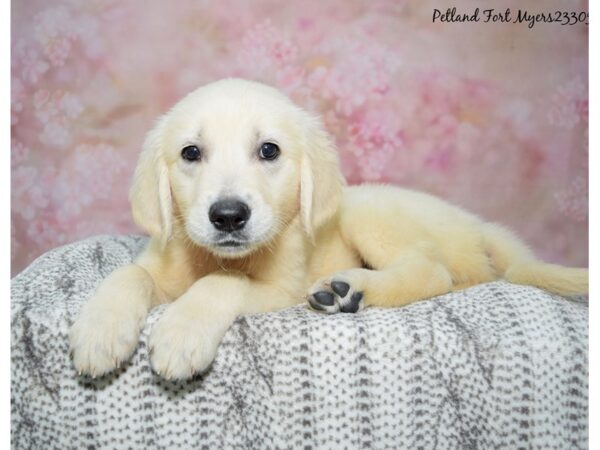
2;0;12;446
588;0;597;447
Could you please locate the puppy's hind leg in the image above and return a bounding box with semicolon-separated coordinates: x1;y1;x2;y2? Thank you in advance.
307;249;453;313
482;223;588;296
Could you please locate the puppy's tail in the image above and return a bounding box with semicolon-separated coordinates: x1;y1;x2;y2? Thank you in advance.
482;223;588;297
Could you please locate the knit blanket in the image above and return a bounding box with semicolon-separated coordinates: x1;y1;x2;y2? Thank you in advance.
11;235;589;449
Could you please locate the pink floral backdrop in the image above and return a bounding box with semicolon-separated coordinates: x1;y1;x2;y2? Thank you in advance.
11;0;588;275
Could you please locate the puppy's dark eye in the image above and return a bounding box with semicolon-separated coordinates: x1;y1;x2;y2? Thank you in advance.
181;145;202;162
258;142;280;161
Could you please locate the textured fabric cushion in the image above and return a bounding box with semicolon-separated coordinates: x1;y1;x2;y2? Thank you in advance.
11;235;589;449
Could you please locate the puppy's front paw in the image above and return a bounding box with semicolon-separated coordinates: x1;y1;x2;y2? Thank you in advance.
308;278;364;314
70;306;144;377
149;305;230;380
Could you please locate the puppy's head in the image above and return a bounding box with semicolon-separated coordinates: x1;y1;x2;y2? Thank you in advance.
130;79;345;258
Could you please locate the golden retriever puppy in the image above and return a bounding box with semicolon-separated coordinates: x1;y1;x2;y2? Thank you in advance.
69;78;588;379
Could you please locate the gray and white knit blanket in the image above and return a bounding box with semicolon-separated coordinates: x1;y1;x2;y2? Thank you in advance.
11;235;588;449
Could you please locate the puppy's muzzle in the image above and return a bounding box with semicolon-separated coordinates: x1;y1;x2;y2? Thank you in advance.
209;198;251;232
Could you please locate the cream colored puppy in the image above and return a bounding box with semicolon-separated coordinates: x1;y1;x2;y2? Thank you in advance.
70;78;588;380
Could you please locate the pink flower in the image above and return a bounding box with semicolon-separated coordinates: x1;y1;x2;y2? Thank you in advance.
11;77;25;123
424;147;453;172
554;175;588;222
12;166;52;221
33;89;58;123
26;215;67;249
45;37;72;66
40;121;71;148
11;139;30;167
547;76;588;128
498;99;534;139
53;143;130;220
11;166;38;198
312;35;401;116
72;13;106;59
33;89;83;148
276;66;306;93
34;6;75;66
60;92;84;118
14;42;49;84
238;19;300;75
347;109;405;181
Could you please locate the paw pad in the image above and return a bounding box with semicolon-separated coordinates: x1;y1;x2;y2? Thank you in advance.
312;291;335;306
308;280;364;314
331;281;350;297
344;292;364;313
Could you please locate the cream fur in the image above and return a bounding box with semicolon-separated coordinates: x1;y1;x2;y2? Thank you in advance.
70;78;588;379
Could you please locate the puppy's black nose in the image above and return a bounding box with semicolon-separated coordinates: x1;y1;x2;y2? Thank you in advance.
209;199;251;232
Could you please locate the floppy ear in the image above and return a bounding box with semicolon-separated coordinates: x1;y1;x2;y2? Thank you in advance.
300;117;346;238
129;119;173;246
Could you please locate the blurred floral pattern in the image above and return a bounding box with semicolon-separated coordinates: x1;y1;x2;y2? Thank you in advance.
11;0;588;275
